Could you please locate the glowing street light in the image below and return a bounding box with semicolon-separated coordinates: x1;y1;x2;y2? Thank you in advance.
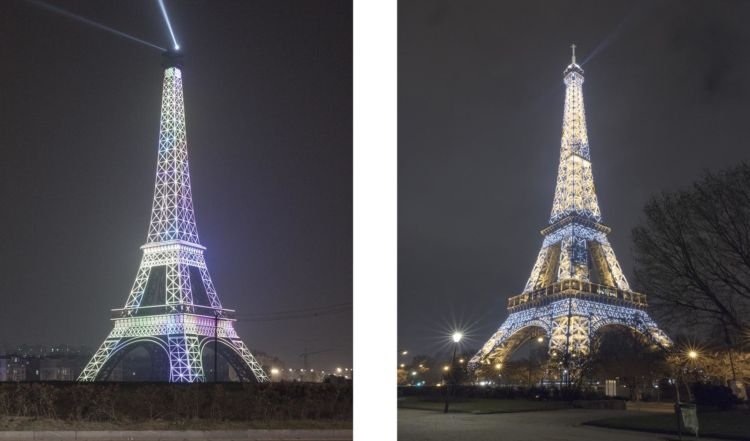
400;363;405;368
401;350;408;356
336;367;343;374
537;336;544;343
443;365;450;371
458;358;464;363
495;363;502;370
270;368;279;375
452;332;463;343
687;350;698;359
411;371;417;376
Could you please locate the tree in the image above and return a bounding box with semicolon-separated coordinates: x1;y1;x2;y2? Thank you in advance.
632;163;750;348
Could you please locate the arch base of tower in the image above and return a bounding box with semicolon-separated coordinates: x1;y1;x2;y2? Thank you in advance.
469;297;671;380
78;314;269;383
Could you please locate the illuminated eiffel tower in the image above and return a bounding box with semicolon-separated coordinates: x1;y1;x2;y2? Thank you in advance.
470;46;671;376
79;52;269;383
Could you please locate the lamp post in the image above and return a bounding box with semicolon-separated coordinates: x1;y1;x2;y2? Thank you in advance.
674;348;699;440
444;332;463;413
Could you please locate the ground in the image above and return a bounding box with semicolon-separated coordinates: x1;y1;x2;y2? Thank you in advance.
398;407;738;441
0;417;351;431
586;409;750;440
397;396;568;413
0;417;352;440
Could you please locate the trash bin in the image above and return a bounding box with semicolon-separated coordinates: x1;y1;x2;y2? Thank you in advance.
674;402;699;437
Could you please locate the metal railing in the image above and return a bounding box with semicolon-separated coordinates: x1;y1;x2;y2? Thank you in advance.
111;304;236;319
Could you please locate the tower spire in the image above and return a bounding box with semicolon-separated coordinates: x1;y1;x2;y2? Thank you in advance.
551;47;600;223
571;43;576;64
146;54;200;245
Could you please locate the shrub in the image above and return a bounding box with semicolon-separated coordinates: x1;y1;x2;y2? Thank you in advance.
0;382;352;423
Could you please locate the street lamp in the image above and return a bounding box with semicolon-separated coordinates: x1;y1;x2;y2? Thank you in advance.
674;348;701;439
444;331;463;413
537;336;544;343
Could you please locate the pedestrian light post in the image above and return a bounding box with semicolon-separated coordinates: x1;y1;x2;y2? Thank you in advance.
443;332;463;414
674;348;700;440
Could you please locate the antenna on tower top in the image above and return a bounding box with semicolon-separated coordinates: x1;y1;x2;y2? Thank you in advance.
571;43;577;64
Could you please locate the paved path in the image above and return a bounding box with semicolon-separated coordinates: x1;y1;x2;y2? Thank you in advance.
398;408;718;441
0;429;352;440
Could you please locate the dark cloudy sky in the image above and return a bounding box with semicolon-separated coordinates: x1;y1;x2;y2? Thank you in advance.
0;0;351;369
398;0;750;357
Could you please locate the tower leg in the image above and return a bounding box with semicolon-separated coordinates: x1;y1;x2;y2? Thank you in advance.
168;335;205;382
230;339;270;383
78;337;122;381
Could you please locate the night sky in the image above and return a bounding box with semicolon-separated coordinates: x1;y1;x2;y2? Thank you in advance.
398;0;750;357
0;0;352;369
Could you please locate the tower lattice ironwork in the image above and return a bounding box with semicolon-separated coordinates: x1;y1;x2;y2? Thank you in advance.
470;47;671;375
79;52;269;383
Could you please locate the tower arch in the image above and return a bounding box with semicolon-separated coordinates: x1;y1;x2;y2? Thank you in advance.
198;337;267;383
90;337;170;381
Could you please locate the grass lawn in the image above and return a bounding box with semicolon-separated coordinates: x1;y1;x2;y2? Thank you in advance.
585;409;750;441
0;416;352;431
397;396;569;414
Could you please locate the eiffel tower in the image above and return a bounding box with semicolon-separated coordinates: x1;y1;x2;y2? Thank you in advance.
470;46;671;376
78;52;269;383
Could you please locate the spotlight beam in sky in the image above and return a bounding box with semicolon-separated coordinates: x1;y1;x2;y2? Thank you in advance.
157;0;180;50
581;6;641;66
25;0;165;52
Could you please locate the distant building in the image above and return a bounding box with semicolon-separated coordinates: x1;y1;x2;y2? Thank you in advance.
0;345;92;381
1;355;34;381
39;356;88;381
